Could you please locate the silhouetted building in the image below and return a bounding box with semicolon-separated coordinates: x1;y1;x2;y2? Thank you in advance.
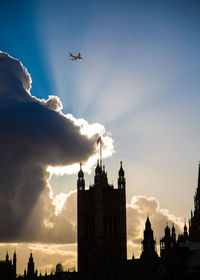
0;251;16;280
189;163;200;241
2;161;200;280
140;217;158;263
77;161;126;280
76;161;200;280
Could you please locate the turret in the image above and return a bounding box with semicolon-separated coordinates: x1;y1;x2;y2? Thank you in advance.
6;251;9;262
189;163;200;241
94;160;102;185
171;223;176;246
184;222;188;239
94;160;109;186
27;252;35;277
118;161;125;189
141;217;158;263
160;223;174;258
13;250;16;275
164;224;171;250
142;217;156;252
194;162;200;214
77;163;85;191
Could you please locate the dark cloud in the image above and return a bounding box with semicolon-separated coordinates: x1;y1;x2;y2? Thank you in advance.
0;52;97;242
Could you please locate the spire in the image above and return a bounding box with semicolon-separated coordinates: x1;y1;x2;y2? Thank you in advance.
28;252;35;276
13;250;16;263
193;163;200;219
141;217;157;262
118;161;126;189
97;136;103;167
145;216;151;230
95;159;101;174
118;161;124;177
189;163;200;241
6;251;9;262
13;250;16;275
77;163;85;191
198;161;200;191
165;223;170;237
171;223;176;244
184;221;188;239
78;163;84;178
94;159;109;186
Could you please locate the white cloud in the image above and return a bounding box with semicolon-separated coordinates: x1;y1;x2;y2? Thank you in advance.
127;195;184;257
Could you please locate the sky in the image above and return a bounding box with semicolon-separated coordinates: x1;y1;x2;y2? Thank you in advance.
0;0;200;275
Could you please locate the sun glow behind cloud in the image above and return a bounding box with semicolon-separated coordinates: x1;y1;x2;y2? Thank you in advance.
47;113;114;176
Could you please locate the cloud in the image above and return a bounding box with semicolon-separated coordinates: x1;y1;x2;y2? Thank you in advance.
52;190;184;258
0;188;184;274
40;95;63;112
0;51;113;242
0;243;77;275
0;51;184;253
127;195;184;257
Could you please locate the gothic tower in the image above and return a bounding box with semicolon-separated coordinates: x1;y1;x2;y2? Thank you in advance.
27;252;37;279
160;224;177;259
140;217;158;263
189;163;200;241
13;251;16;278
77;161;127;280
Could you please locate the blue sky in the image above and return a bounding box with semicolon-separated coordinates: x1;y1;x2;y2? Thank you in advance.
1;0;200;274
1;0;200;220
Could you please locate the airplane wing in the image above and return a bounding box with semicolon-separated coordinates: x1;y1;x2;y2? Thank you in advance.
77;53;83;59
69;52;76;59
68;52;83;60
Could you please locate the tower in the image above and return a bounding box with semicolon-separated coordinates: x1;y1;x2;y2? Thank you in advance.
77;161;127;280
171;223;176;247
183;222;188;240
13;251;16;278
27;252;36;279
160;224;173;259
189;163;200;241
140;217;158;263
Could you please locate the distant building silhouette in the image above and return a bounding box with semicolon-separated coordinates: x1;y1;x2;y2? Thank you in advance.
76;161;200;280
189;163;200;241
23;253;38;280
0;251;16;280
140;216;158;263
1;162;200;280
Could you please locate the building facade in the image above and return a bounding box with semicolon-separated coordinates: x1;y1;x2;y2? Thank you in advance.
76;161;200;280
1;162;200;279
77;161;126;280
0;251;16;280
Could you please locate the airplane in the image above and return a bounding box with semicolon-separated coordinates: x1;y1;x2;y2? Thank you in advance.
68;52;83;61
